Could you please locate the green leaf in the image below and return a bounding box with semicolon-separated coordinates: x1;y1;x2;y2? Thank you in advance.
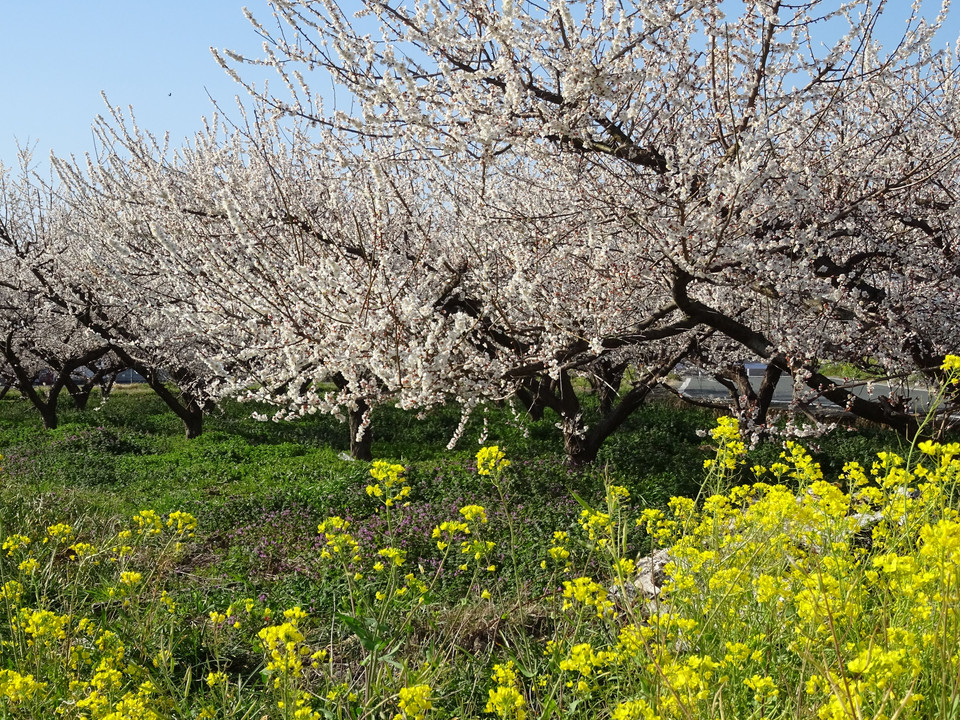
336;612;380;652
571;491;593;511
538;697;559;720
512;654;538;679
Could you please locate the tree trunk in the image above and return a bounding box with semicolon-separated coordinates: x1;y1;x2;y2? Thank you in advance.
333;373;375;460
510;347;684;466
65;361;124;409
673;272;921;437
182;403;204;439
754;362;784;427
591;360;628;416
518;364;664;466
1;336;63;430
725;364;757;408
18;378;64;431
38;403;59;430
562;426;600;466
152;384;207;439
348;399;374;461
99;372;117;399
106;348;210;439
0;383;10;401
714;361;783;434
64;377;91;411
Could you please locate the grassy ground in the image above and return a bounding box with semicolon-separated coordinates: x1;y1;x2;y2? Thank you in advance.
0;388;914;603
0;385;947;719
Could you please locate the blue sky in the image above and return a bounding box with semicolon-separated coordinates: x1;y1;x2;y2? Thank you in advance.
0;1;266;169
1;2;958;171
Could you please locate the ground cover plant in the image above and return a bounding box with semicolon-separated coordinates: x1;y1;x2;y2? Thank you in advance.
0;365;958;719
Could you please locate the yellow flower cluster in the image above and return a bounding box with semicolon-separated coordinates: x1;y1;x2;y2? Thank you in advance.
558;642;616;693
2;534;31;555
611;698;658;720
941;353;960;382
431;520;469;551
2;408;960;720
15;607;69;647
0;580;23;603
488;415;960;719
459;504;488;524
45;523;74;542
0;507;207;718
166;510;197;536
258;620;308;679
396;683;433;720
378;546;407;567
476;446;510;476
317;516;361;563
133;510;163;536
743;674;779;703
623;423;960;717
578;508;612;547
541;530;571;570
325;682;358;703
254;607;328;719
561;576;614;618
0;669;47;703
460;538;495;564
367;460;411;507
485;661;525;720
703;415;746;471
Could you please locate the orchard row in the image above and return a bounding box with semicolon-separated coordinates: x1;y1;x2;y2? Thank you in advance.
1;0;958;463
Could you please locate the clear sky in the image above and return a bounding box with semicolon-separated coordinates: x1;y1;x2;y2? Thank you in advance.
1;2;958;171
0;1;267;170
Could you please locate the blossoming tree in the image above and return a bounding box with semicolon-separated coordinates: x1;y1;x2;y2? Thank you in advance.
212;0;960;454
0;148;221;439
0;162;120;428
33;1;957;461
52;109;514;458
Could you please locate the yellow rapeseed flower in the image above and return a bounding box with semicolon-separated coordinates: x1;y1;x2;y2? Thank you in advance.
562;576;614;618
133;510;163;536
45;523;74;542
611;698;659;720
166;510;197;535
206;671;228;687
379;546;407;567
69;542;96;560
486;687;525;720
460;505;488;524
2;534;31;555
0;669;48;703
941;354;960;382
743;674;779;703
396;684;433;720
370;460;406;487
477;446;510;476
120;571;142;586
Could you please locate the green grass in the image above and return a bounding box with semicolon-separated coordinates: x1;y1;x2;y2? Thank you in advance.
0;384;949;719
816;359;887;380
0;385;918;633
0;387;715;514
0;386;917;538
